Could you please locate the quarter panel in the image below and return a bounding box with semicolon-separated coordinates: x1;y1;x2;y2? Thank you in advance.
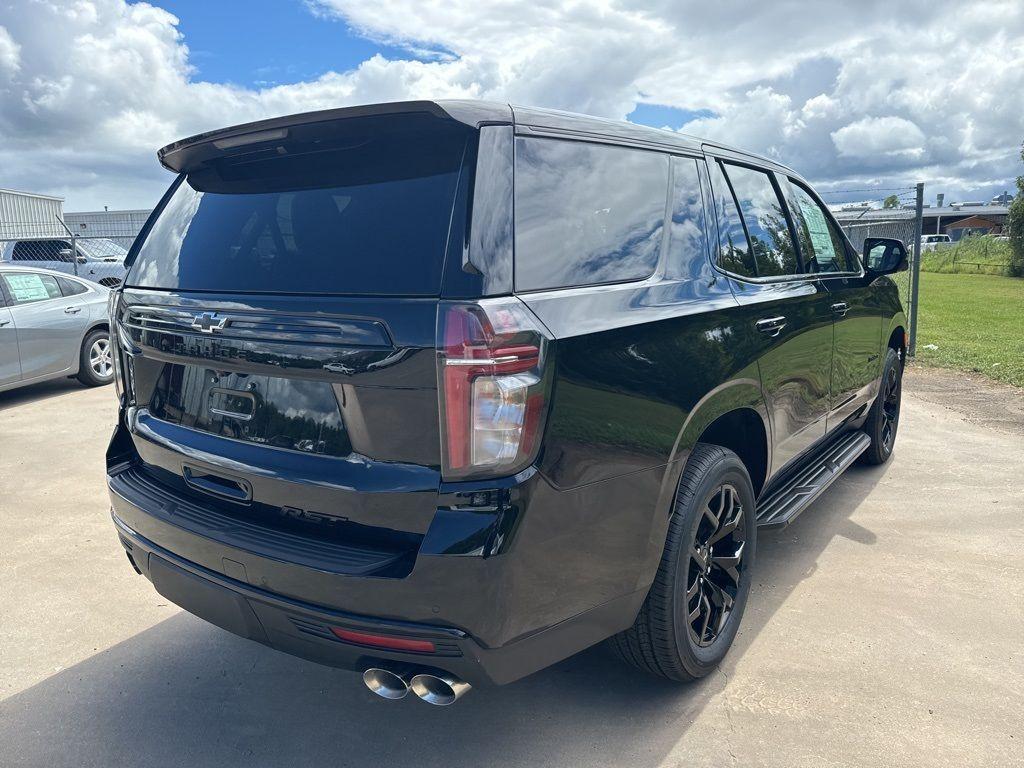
522;276;763;489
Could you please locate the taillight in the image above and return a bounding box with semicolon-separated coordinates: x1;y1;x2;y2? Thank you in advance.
107;289;124;400
437;298;553;481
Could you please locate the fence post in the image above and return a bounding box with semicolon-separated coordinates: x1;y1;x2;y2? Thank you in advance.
71;233;79;277
908;182;924;357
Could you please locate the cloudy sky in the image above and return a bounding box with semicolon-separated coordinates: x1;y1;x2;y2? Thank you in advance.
0;0;1022;212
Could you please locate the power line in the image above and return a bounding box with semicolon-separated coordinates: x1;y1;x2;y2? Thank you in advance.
817;186;916;195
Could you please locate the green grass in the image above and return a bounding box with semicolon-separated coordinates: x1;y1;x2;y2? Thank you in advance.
920;236;1014;276
909;272;1024;387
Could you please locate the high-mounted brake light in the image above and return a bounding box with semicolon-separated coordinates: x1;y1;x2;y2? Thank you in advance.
437;299;553;481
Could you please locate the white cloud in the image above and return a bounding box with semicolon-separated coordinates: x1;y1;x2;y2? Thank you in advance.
0;24;19;76
832;116;927;159
0;0;1021;210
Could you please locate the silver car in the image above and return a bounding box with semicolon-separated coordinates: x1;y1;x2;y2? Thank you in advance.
0;237;128;287
0;265;114;392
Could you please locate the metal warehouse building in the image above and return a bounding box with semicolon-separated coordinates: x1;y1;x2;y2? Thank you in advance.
64;208;153;250
0;188;66;239
835;202;1010;240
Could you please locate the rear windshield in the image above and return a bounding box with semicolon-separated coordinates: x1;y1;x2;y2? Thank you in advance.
128;115;468;295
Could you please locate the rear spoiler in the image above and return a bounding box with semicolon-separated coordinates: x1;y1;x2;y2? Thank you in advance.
157;100;512;173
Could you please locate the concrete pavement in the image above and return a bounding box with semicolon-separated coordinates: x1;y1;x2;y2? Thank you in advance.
1;374;1021;767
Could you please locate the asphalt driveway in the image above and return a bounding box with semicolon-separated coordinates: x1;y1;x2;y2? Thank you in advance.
1;370;1021;768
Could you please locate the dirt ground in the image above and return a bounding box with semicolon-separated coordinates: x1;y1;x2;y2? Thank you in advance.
0;369;1021;768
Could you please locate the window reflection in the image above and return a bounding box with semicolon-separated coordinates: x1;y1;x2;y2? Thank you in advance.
515;138;668;291
707;160;756;278
665;157;709;281
723;163;798;277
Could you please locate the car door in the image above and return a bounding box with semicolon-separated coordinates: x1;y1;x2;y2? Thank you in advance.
0;287;20;387
704;157;835;476
778;177;883;428
0;271;88;380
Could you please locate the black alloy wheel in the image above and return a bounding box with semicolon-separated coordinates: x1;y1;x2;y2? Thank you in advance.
685;483;747;648
610;443;757;681
880;364;901;452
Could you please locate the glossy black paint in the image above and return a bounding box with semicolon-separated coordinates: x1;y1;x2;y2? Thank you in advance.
107;101;907;687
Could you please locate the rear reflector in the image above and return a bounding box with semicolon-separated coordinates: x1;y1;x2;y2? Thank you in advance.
329;627;436;653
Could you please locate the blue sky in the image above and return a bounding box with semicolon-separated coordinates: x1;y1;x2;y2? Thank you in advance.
160;0;413;87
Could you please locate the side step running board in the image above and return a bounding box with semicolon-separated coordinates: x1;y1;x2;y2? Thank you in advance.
755;431;871;529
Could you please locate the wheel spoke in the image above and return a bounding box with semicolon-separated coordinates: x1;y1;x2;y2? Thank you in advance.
697;591;712;642
686;576;700;600
712;541;744;584
709;503;743;545
691;546;708;571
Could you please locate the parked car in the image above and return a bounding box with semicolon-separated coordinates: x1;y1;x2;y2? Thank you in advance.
0;237;128;287
920;233;952;251
0;265;113;392
105;101;908;705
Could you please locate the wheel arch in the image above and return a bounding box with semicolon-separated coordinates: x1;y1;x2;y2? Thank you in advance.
668;378;772;499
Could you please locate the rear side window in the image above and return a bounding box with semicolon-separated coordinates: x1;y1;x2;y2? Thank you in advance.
2;272;62;304
706;160;757;278
128;116;468;295
722;163;798;277
514;138;668;291
57;276;89;296
11;240;70;262
780;178;857;273
665;157;709;280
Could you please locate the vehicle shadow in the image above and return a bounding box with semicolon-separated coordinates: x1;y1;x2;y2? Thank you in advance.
0;462;892;768
0;377;92;412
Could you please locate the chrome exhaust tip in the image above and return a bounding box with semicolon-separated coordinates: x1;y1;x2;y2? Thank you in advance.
409;673;472;706
363;667;412;700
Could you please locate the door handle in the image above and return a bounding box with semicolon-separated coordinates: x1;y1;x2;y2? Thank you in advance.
64;306;82;314
755;316;787;337
831;302;849;316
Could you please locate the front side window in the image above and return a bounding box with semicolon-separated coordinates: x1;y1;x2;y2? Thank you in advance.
2;272;62;305
722;163;798;277
514;138;668;291
780;178;857;274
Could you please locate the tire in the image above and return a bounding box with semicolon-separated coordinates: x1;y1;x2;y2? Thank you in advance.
859;347;902;465
77;329;114;387
610;443;757;681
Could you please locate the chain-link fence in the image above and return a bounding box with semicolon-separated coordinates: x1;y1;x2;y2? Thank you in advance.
834;185;925;356
840;216;917;311
0;221;139;288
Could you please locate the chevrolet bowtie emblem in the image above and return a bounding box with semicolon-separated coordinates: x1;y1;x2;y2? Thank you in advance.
190;312;228;334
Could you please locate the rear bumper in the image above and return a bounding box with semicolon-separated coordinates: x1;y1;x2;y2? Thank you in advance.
112;513;644;686
106;444;671;685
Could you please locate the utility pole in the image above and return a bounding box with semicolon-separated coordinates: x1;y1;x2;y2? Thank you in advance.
908;182;924;357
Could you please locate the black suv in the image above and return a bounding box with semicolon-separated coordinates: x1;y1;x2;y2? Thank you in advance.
106;101;908;705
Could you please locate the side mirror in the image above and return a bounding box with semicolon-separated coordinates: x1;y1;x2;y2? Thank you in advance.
57;248;74;261
864;237;909;274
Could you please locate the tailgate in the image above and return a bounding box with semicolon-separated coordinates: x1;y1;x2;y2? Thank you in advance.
115;289;442;557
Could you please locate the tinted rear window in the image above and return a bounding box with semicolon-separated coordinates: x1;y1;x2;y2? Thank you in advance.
514;138;668;292
128;116;468;295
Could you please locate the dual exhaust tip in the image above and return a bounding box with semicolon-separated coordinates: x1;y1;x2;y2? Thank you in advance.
363;666;471;705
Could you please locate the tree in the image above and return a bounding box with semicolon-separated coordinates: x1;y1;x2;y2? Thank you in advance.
883;194;900;209
1009;141;1024;277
